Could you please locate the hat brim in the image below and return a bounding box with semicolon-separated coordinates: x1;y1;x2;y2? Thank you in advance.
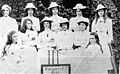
24;7;37;10
77;21;88;26
95;8;107;11
48;6;59;9
41;20;53;23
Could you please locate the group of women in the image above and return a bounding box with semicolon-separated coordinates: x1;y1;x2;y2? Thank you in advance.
0;1;113;74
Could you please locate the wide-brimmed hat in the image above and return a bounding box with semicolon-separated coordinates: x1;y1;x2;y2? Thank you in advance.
60;18;69;24
95;4;107;11
77;18;89;26
73;3;86;9
48;2;59;9
1;4;12;12
60;18;69;27
41;17;53;23
24;3;37;10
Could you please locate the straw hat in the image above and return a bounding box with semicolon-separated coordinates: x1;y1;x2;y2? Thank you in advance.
60;18;69;24
73;3;86;9
60;18;69;27
24;3;37;10
77;18;89;26
41;17;53;23
48;2;59;9
1;4;12;12
95;4;107;11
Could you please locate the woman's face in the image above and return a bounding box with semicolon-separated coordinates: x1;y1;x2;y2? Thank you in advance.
76;9;82;16
98;9;104;17
61;23;68;31
12;33;18;43
52;7;58;15
43;21;50;29
89;35;96;44
79;23;86;31
3;8;10;16
27;8;34;16
26;20;32;29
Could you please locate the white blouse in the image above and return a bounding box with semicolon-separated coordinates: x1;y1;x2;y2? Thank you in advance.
50;15;64;31
92;18;113;42
73;30;90;48
37;29;56;48
56;30;74;49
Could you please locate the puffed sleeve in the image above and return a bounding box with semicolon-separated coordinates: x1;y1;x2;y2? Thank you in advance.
91;19;97;32
34;18;40;31
107;19;113;42
36;33;42;49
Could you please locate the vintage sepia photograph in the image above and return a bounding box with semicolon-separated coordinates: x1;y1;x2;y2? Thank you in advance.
0;0;119;74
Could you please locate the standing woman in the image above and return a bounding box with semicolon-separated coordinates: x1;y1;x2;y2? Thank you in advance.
20;18;38;73
69;3;89;32
21;3;40;32
48;2;64;32
92;4;113;72
0;4;18;52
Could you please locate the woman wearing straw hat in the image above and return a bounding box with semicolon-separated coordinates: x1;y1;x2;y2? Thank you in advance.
48;2;64;32
37;17;56;73
21;3;40;32
0;4;18;55
92;4;113;73
69;3;89;32
56;18;73;50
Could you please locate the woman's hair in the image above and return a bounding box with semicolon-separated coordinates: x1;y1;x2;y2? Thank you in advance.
78;21;88;30
86;32;103;53
60;22;69;29
6;31;16;45
26;8;36;16
20;18;33;33
49;7;59;16
95;8;107;24
40;20;52;32
1;9;12;16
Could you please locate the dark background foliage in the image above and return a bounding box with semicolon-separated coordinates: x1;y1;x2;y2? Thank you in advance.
0;0;120;72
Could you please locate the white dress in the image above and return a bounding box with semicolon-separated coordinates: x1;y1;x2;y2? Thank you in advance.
92;18;113;70
55;30;74;64
37;29;56;73
20;30;38;73
0;16;18;50
69;16;89;32
81;44;107;74
21;16;40;31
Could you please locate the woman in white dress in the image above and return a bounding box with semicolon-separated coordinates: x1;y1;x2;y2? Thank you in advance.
56;18;74;64
71;18;90;73
0;4;18;51
0;31;25;73
48;2;64;32
81;32;105;74
20;18;38;74
92;4;113;72
69;3;89;32
21;3;40;32
37;17;56;73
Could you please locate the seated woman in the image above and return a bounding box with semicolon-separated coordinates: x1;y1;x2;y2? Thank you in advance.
0;31;25;73
55;18;74;63
37;17;56;72
73;19;90;54
79;32;104;74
